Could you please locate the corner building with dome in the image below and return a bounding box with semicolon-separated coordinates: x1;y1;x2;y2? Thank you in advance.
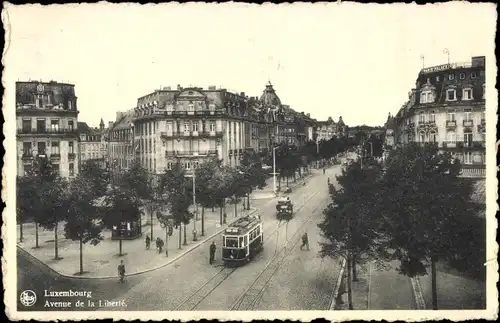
127;82;318;175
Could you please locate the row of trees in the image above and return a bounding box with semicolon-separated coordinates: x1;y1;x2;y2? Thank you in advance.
318;142;485;310
17;150;268;274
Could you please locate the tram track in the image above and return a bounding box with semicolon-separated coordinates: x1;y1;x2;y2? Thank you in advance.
229;198;326;311
173;189;324;311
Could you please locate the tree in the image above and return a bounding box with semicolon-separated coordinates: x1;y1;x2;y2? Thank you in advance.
318;159;383;310
80;159;109;197
377;142;476;310
195;156;222;236
158;161;193;248
239;150;268;209
16;176;38;245
63;175;104;274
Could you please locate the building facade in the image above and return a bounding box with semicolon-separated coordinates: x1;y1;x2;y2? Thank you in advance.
16;80;80;178
131;82;318;174
78;118;109;166
108;110;135;170
385;56;486;178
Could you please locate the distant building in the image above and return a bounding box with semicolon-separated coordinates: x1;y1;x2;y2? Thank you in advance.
78;118;108;167
16;80;79;178
108;110;135;170
386;56;486;178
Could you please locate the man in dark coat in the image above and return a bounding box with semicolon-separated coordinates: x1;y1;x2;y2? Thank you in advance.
209;241;217;264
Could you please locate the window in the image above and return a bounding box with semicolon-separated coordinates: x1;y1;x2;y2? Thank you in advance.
184;161;191;170
37;142;46;155
463;152;473;165
167;162;173;170
166;122;172;133
69;163;74;176
68;120;74;131
429;113;436;123
68;100;72;110
69;141;74;154
22;119;31;132
51;141;60;155
52;163;60;175
192;123;199;132
471;72;477;79
420;91;433;103
184;122;190;132
36;119;46;132
188;104;194;112
459;73;466;80
419;132;425;142
446;89;456;101
447;112;456;121
464;132;473;146
50;119;59;131
446;131;456;143
23;142;31;156
418;112;425;123
448;74;455;80
482;84;485;99
193;161;199;169
436;76;440;82
429;132;437;143
462;88;473;100
463;110;472;121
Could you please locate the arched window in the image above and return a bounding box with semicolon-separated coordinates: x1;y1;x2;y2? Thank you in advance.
429;131;437;143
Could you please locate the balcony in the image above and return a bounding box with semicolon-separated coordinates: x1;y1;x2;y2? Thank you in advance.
165;150;218;157
463;120;474;128
50;153;61;160
21;152;33;160
416;121;437;132
442;141;484;149
460;164;486;179
165;109;225;117
445;121;457;129
17;128;78;136
161;131;223;139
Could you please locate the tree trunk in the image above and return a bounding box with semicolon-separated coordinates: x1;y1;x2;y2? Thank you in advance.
119;231;123;256
212;206;215;212
352;254;358;281
79;236;83;274
286;177;289;186
431;256;438;310
234;202;237;217
178;225;182;249
54;221;59;260
183;223;188;245
165;228;169;257
201;207;205;236
35;222;40;248
247;194;250;210
19;222;23;242
150;209;154;239
223;199;227;224
278;177;281;190
347;255;354;310
220;206;223;225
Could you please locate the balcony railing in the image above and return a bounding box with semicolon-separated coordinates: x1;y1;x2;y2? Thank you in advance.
460;164;486;179
445;121;457;128
17;128;77;135
463;120;474;127
165;109;225;117
165;150;218;157
161;131;223;139
50;153;61;159
442;141;484;149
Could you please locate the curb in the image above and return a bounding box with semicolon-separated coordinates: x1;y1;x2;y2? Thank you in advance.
410;276;427;309
16;208;258;280
329;257;347;310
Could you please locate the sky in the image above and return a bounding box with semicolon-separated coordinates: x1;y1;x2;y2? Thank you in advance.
3;2;497;127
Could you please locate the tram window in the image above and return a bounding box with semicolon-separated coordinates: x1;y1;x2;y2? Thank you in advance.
225;237;238;248
244;236;248;246
239;237;243;247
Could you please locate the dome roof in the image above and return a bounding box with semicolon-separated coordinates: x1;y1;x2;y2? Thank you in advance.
259;81;282;108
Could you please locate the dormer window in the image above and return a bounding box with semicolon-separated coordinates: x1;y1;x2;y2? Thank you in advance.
459;73;466;80
448;74;455;81
446;89;456;101
462;88;473;101
471;72;477;79
420;91;434;104
436;76;440;82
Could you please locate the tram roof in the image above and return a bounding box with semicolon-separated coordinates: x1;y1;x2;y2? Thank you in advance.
224;215;261;235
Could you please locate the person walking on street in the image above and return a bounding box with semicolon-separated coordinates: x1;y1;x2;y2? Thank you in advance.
155;237;160;252
323;168;326;174
145;235;151;250
118;260;126;283
300;232;309;251
158;238;164;254
209;241;216;265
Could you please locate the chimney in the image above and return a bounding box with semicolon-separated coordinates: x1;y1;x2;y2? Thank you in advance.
109;121;114;128
177;84;183;90
208;85;216;90
471;56;485;67
163;86;171;90
240;92;245;96
307;113;310;118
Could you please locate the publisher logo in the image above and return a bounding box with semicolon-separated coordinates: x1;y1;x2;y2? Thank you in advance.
20;290;37;307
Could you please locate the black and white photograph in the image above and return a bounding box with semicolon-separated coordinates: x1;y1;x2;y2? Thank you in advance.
2;2;498;321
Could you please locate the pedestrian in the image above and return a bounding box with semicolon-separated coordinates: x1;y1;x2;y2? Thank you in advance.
209;241;216;265
323;168;326;174
117;260;126;283
158;238;164;254
300;232;309;251
155;237;160;252
145;235;151;250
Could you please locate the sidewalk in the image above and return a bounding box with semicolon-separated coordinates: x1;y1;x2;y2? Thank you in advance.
17;206;257;279
334;260;417;310
251;171;315;200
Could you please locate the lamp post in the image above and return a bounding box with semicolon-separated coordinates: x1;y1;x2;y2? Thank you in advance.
272;146;279;195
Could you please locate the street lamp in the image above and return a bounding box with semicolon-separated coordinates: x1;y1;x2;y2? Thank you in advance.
272;146;279;195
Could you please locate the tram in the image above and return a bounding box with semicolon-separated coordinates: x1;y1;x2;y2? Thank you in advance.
221;215;264;267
